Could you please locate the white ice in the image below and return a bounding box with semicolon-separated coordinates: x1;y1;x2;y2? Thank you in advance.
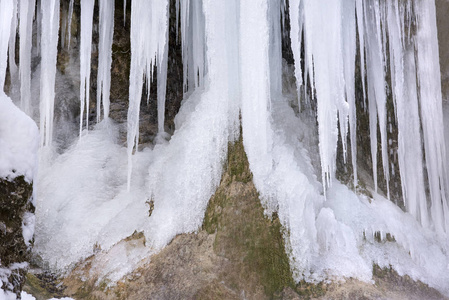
96;0;114;122
0;93;39;182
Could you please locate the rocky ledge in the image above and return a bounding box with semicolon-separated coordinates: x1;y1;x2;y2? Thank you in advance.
1;175;34;297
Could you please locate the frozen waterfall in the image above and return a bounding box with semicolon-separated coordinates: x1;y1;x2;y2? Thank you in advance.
0;0;449;296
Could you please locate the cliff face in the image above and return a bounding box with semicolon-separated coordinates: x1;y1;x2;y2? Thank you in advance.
0;176;34;297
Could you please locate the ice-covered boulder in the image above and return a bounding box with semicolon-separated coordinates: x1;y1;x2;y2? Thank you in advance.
0;93;38;298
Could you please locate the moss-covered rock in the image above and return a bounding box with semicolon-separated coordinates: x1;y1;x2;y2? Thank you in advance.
203;136;296;298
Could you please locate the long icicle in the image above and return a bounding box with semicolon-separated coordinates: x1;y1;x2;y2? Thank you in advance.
79;0;95;136
19;0;36;116
39;0;60;147
97;0;114;122
0;0;13;91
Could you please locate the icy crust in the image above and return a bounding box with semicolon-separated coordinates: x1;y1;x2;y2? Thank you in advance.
325;183;449;295
34;121;150;272
0;94;39;182
249;98;449;296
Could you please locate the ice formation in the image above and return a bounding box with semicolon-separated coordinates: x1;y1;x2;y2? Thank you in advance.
79;0;95;135
19;0;36;116
96;0;114;122
127;0;170;189
39;0;59;147
1;0;449;297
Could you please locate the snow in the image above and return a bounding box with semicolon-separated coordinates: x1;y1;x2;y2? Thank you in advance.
19;291;75;300
0;94;39;182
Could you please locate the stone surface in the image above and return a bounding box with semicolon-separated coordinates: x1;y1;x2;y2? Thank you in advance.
0;176;34;297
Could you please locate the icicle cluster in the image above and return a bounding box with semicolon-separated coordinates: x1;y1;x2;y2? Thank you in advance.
289;0;449;236
127;0;170;190
1;0;448;295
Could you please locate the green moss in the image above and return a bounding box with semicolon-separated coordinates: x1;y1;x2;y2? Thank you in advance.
23;273;55;300
203;134;297;298
295;280;327;299
227;136;253;183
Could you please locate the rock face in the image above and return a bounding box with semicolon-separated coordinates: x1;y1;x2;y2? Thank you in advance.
0;176;34;297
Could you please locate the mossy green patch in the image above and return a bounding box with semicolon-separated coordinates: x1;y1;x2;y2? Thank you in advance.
203;134;297;298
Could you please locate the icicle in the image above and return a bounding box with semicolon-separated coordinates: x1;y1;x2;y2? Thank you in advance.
157;32;169;135
240;0;272;177
302;0;346;191
341;0;357;187
127;0;170;190
79;0;95;136
156;1;170;137
39;0;60;146
35;0;41;57
385;0;428;227
289;0;303;110
179;0;206;93
0;0;13;91
97;0;114;122
268;0;282;101
19;0;36;116
8;0;18;81
414;0;449;237
67;0;74;49
356;0;366;103
364;0;390;198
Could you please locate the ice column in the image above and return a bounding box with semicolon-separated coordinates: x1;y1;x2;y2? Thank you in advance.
79;0;95;135
39;0;60;147
268;0;282;100
127;0;169;189
0;0;13;91
178;0;206;93
97;0;114;122
19;0;36;116
67;0;74;49
240;0;272;174
8;1;18;81
302;0;346;191
289;0;304;110
364;0;390;197
386;1;428;228
414;0;449;237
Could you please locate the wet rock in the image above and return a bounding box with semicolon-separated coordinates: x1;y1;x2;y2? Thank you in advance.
0;176;34;297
